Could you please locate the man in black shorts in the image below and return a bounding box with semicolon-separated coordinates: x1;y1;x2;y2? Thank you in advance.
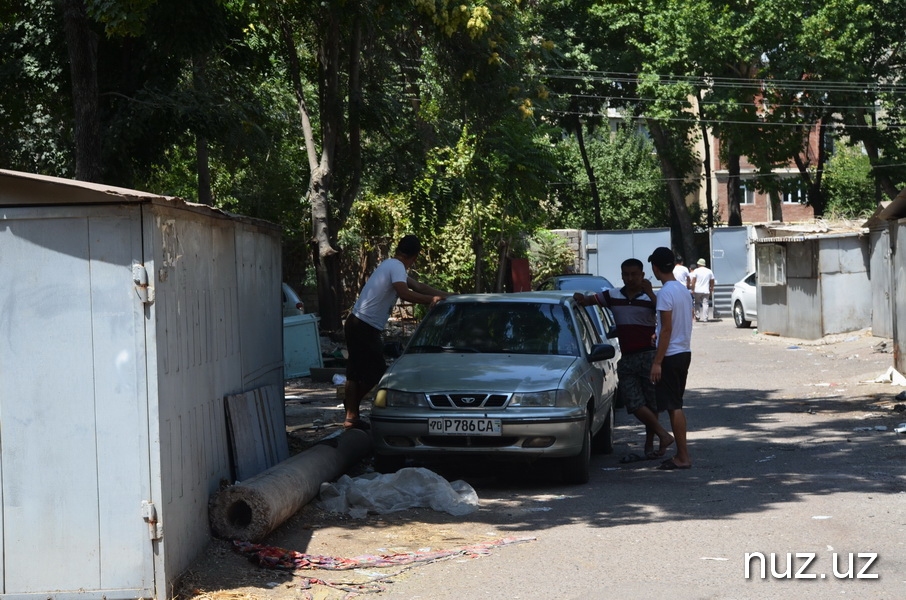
574;258;673;461
343;236;452;430
647;247;694;470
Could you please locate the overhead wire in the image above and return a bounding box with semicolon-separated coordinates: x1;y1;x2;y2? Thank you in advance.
537;107;903;130
538;69;906;94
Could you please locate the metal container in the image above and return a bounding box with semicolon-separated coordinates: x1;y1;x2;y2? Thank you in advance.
0;169;284;599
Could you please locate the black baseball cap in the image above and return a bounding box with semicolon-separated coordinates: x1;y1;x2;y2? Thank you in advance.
648;247;676;271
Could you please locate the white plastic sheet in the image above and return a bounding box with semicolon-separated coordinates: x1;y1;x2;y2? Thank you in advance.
318;467;479;518
868;366;906;386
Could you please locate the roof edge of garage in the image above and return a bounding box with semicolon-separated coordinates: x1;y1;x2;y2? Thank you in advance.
0;169;280;231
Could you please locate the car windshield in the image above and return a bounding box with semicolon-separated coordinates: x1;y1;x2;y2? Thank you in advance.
407;301;579;356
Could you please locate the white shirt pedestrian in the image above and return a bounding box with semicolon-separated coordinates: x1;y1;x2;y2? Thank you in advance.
690;259;715;321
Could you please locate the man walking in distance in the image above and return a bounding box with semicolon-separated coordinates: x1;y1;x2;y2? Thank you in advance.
673;254;695;319
343;235;452;430
672;255;691;290
574;258;673;461
690;257;715;322
647;247;694;470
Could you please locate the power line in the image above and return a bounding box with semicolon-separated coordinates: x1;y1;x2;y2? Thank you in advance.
545;162;906;188
539;107;904;129
539;69;906;94
556;92;887;112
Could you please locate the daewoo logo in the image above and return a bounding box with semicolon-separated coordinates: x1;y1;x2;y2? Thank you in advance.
461;396;477;404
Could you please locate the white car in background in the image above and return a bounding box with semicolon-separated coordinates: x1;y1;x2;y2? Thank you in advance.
730;272;757;328
282;282;305;317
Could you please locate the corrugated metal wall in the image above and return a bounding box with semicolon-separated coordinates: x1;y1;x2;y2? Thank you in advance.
584;228;672;285
146;204;283;591
710;226;752;317
0;171;284;600
869;228;893;338
756;236;871;339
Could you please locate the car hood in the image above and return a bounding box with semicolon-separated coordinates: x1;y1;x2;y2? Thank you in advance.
381;353;578;393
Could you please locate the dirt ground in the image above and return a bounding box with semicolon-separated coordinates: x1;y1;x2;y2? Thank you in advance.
174;372;512;600
173;327;906;600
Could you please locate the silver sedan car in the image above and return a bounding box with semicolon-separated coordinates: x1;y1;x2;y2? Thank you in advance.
370;292;618;484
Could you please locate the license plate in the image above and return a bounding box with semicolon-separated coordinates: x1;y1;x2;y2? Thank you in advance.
428;417;502;436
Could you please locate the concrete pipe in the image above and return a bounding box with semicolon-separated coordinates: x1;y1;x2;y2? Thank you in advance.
209;428;372;541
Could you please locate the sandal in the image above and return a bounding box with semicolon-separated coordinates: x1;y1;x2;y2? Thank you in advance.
619;453;648;464
657;458;691;470
343;417;371;431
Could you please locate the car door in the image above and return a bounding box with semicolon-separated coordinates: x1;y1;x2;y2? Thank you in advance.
571;303;612;433
742;272;757;319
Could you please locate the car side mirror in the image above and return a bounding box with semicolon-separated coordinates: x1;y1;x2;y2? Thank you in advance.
587;343;616;363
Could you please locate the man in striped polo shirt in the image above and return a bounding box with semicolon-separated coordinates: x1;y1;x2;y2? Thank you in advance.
574;258;674;461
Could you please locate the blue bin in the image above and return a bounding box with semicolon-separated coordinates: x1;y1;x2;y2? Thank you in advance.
283;314;324;378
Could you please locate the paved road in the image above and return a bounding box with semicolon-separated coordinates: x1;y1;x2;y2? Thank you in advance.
181;319;906;600
359;319;906;599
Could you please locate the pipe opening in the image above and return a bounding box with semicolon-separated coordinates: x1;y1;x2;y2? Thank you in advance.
227;500;253;528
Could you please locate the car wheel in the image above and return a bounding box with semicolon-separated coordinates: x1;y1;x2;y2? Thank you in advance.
591;403;614;455
373;453;405;474
561;415;591;485
733;301;751;328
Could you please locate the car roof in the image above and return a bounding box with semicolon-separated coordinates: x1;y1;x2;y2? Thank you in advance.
544;274;614;287
442;291;572;305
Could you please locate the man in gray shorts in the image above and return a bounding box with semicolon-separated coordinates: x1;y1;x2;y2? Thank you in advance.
575;258;673;462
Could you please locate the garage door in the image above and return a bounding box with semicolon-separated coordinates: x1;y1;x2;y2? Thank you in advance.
0;206;155;598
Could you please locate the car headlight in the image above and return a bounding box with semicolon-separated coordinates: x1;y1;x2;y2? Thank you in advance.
509;389;574;407
374;389;427;408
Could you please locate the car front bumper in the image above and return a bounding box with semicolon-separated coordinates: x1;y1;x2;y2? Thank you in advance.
370;410;587;459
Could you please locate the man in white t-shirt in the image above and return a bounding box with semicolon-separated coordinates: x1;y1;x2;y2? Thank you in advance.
647;247;694;470
343;235;452;430
690;258;716;322
672;255;691;289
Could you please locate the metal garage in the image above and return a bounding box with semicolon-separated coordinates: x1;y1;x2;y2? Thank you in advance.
0;170;285;599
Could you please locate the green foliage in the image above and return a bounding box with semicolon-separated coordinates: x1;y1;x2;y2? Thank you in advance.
339;193;415;255
527;230;575;287
86;0;157;37
823;144;877;218
0;0;73;175
9;0;906;308
426;195;531;293
550;125;670;230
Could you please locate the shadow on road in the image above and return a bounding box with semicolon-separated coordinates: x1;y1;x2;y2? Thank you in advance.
289;383;904;538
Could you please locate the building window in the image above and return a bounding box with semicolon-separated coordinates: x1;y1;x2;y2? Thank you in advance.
783;187;805;204
739;180;756;205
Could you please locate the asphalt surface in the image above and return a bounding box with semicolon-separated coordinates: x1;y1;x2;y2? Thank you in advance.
181;318;906;600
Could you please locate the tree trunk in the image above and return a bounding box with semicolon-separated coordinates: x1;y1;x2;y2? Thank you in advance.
768;188;783;222
697;91;714;229
792;120;828;217
495;238;508;293
62;0;101;182
726;143;742;227
646;119;697;263
856;108;900;200
193;54;213;205
338;14;363;226
472;211;483;293
574;117;603;230
196;134;212;205
278;8;343;331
